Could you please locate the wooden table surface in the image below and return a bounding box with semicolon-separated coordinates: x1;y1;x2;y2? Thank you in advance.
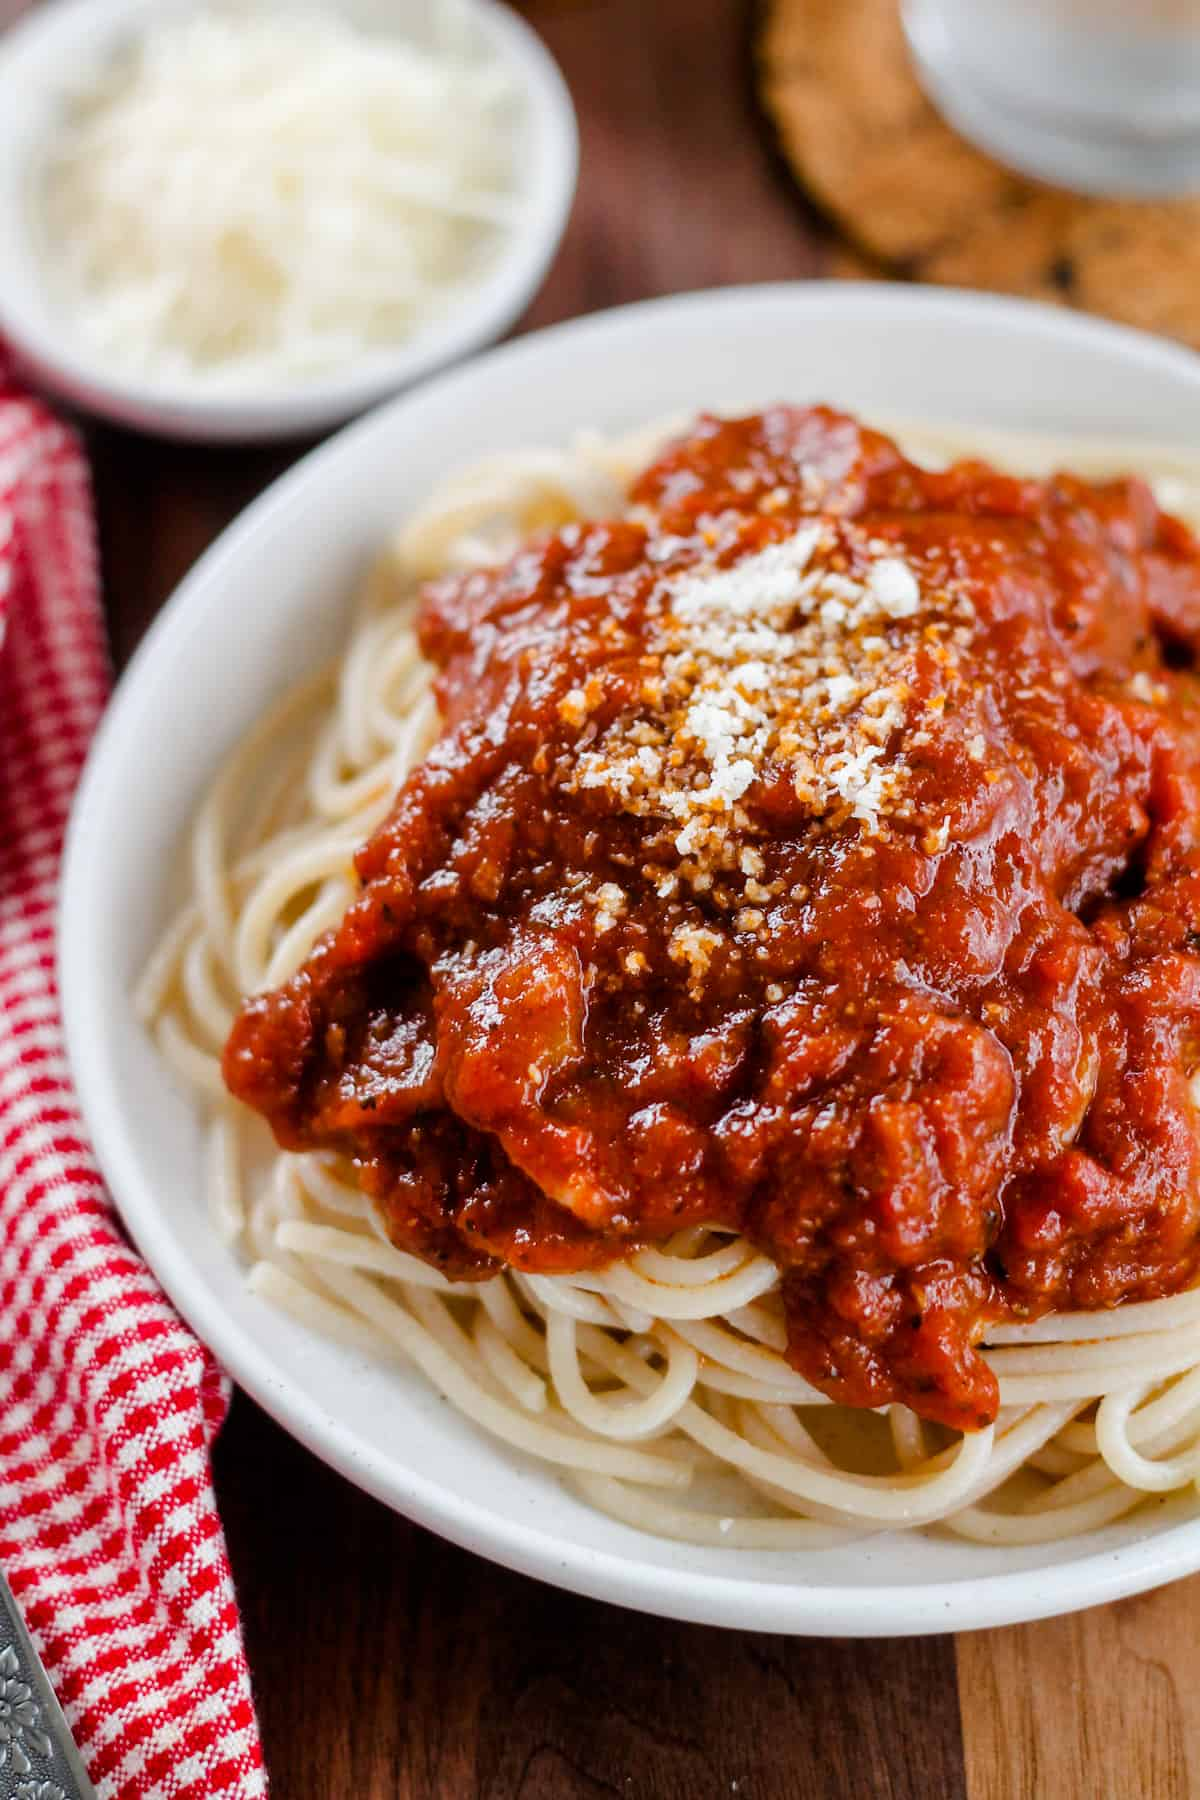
11;0;1200;1792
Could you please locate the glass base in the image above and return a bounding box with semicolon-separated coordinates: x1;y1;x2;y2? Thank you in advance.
902;0;1200;197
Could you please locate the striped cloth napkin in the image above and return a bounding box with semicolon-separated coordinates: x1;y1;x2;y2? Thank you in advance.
0;354;266;1797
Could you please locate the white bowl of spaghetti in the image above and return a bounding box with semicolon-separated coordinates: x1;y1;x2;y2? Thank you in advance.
60;285;1200;1633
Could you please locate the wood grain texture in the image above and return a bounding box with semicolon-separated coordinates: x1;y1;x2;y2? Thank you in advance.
213;1398;965;1800
89;434;300;665
957;1583;1200;1800
517;0;828;329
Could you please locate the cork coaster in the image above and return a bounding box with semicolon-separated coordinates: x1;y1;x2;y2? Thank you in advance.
759;0;1200;348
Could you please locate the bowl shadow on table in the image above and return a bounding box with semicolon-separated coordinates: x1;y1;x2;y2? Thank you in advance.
213;1393;964;1799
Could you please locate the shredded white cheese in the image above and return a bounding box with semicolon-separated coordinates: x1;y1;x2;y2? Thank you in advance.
40;3;523;386
567;521;962;883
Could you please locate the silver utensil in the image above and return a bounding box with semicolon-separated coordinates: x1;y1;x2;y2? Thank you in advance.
0;1570;96;1800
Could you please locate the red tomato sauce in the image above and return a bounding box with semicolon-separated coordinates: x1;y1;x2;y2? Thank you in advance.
224;408;1200;1430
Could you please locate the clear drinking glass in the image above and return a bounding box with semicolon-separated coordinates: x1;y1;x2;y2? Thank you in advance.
902;0;1200;195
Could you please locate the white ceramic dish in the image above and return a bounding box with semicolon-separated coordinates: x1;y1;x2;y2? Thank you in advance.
61;284;1200;1634
0;0;576;443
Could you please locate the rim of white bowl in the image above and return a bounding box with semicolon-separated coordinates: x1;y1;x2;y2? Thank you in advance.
0;0;578;442
60;283;1200;1634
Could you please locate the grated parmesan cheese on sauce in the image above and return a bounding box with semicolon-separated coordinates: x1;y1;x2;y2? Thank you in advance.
564;520;966;893
39;3;522;387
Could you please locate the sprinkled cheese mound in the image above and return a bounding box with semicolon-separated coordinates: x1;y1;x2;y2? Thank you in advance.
40;4;521;386
562;518;971;890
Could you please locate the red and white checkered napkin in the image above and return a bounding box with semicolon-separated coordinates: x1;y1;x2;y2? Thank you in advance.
0;353;267;1798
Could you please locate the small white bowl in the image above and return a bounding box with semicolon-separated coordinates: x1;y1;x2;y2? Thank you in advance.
0;0;577;442
60;284;1200;1635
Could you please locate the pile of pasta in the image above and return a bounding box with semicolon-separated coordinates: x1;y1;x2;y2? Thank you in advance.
140;418;1200;1547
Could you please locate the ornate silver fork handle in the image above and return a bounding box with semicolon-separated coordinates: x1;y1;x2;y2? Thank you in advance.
0;1570;96;1800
